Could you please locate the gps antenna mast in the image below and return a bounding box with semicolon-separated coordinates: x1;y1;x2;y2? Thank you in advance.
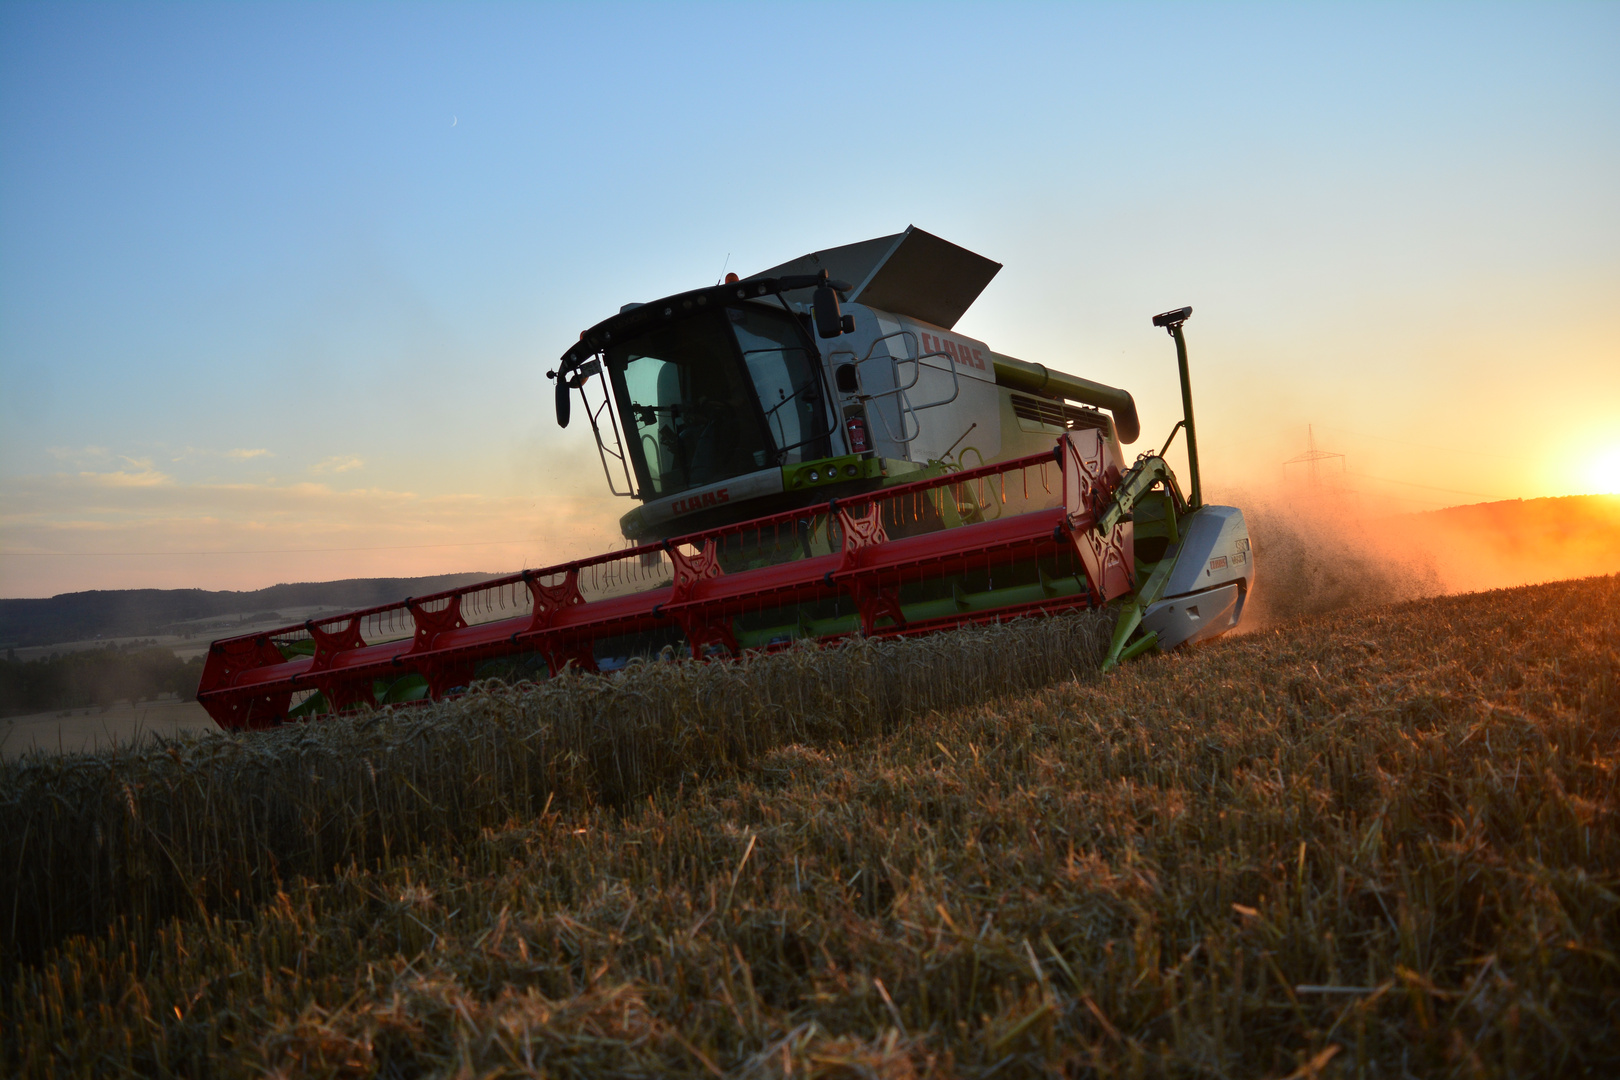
1152;306;1200;508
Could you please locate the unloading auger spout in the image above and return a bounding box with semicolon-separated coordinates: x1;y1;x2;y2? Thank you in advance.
988;355;1141;445
196;228;1254;728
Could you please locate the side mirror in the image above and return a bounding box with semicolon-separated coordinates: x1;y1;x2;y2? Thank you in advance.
812;271;856;338
551;359;600;428
812;285;844;338
554;375;571;428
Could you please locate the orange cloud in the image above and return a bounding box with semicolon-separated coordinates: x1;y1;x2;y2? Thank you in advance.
1;467;625;596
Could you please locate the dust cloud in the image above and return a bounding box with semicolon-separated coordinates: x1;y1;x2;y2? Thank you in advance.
1231;489;1442;630
1217;488;1620;631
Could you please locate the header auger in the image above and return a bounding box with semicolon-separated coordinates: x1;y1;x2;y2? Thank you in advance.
198;228;1253;728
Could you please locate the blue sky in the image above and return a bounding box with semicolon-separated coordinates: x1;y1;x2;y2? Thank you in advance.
2;2;1616;595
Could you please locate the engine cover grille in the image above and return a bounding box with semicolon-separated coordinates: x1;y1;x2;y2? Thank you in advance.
1011;393;1109;432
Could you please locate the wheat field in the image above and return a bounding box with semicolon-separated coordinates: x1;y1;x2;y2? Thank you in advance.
2;578;1617;1077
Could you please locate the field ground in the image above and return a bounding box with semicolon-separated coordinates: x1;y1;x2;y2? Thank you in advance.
0;697;217;760
2;576;1617;1077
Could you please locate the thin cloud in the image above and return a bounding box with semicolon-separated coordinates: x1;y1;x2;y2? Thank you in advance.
310;456;365;474
79;468;172;488
170;446;275;463
47;446;111;464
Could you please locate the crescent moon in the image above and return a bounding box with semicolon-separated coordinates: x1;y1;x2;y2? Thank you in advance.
452;115;458;126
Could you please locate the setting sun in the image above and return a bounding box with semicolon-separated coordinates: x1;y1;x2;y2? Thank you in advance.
1590;445;1620;495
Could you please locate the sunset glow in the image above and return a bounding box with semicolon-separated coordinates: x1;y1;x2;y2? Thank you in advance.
1;5;1616;598
1591;446;1620;496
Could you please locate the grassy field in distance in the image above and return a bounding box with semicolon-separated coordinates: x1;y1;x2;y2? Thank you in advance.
2;575;1615;1077
5;604;354;664
0;697;216;760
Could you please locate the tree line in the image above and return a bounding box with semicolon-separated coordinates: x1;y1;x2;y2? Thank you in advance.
0;646;204;718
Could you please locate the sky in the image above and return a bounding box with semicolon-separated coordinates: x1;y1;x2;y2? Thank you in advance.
1;1;1616;598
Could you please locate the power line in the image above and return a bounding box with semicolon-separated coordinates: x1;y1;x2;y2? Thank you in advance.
1282;425;1346;486
1279;424;1503;501
1345;472;1504;500
1317;424;1519;463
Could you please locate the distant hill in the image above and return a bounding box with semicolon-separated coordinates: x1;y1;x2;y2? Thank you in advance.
0;574;501;649
1405;493;1620;591
1411;492;1620;535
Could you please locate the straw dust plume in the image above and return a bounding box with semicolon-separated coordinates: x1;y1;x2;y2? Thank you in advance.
1232;485;1620;629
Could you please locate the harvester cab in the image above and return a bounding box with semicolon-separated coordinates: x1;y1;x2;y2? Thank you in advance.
194;228;1253;729
549;226;1146;545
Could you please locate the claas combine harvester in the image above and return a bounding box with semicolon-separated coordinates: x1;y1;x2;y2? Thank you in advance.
198;228;1254;729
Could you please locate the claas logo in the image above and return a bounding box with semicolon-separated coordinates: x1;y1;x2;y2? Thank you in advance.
917;331;988;371
671;488;730;515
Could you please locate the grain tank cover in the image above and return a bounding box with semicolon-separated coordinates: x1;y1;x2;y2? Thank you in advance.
747;225;1002;330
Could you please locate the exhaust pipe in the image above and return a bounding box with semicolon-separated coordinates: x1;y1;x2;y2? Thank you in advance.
989;354;1141;444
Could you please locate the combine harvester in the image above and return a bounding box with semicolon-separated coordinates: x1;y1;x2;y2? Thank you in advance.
198;228;1253;729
